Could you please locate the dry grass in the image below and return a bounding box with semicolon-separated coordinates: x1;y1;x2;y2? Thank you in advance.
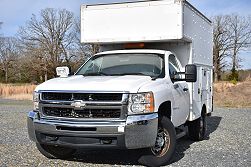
0;84;36;100
1;80;251;107
214;79;251;108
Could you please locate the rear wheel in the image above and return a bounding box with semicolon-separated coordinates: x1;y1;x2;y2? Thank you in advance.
36;143;76;159
188;110;207;141
138;116;176;167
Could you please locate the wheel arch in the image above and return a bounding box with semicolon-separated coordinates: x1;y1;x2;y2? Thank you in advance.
158;101;172;120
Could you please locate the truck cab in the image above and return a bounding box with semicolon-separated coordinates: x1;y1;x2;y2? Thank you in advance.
27;1;213;166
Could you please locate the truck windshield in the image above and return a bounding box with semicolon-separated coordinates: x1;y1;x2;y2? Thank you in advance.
76;53;165;78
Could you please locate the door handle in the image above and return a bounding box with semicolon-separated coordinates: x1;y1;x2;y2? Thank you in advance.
183;88;188;92
174;84;179;89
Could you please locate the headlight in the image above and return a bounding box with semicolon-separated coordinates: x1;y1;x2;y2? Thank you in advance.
33;91;40;102
33;92;40;111
128;92;154;115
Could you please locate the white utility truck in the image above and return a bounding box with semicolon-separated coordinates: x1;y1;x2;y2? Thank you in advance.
28;0;213;166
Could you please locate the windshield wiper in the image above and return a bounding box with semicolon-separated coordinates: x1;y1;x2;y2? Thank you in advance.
82;72;109;76
151;74;163;80
110;72;147;76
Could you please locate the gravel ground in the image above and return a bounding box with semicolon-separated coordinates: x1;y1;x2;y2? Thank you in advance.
0;99;250;167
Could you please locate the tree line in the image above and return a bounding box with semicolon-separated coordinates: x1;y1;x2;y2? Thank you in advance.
0;8;97;83
212;14;251;81
0;8;251;83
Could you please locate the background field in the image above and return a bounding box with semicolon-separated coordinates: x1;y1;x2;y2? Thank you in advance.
0;83;36;100
1;80;251;108
214;79;251;108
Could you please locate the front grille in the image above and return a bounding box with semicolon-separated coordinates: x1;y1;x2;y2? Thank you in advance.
43;107;121;118
42;92;123;101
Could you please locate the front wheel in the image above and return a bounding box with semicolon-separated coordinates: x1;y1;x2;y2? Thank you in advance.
36;143;76;159
138;116;176;167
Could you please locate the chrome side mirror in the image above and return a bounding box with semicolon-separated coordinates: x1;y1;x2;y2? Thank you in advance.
56;66;69;78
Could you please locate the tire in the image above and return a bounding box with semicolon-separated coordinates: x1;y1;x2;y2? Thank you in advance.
188;112;207;141
36;143;76;159
138;117;176;167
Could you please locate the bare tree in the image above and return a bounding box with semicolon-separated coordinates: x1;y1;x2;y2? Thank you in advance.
0;37;19;82
73;18;99;60
212;15;232;81
18;8;75;80
212;14;251;81
227;14;251;79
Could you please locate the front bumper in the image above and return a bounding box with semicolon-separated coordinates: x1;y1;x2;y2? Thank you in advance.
27;111;158;149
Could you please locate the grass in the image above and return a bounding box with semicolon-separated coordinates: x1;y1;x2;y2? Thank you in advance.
214;79;251;108
1;80;251;108
0;83;36;100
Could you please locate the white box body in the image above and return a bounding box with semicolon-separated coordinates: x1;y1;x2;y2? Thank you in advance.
81;0;213;66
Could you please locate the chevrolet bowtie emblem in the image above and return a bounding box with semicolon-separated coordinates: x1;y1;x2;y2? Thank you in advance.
71;100;86;109
88;94;94;101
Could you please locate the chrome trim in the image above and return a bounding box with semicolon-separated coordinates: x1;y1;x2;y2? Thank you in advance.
42;104;122;110
40;117;126;123
34;119;126;127
126;113;158;125
39;113;123;121
33;91;41;102
39;104;125;121
37;91;130;120
121;94;129;104
38;90;129;94
40;100;123;105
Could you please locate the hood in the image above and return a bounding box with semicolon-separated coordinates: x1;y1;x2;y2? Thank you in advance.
35;75;152;93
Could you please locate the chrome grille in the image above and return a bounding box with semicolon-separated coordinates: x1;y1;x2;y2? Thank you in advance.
39;92;127;120
42;92;123;101
43;107;121;118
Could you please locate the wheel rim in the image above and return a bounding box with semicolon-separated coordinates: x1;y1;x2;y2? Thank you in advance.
151;128;170;157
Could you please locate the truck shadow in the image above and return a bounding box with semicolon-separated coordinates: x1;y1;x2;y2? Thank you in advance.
69;115;222;166
172;116;222;163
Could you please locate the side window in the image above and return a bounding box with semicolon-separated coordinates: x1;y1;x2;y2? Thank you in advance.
169;54;180;71
169;63;177;81
169;55;181;82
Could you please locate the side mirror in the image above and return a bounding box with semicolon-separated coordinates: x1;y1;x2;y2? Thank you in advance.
185;64;197;82
56;66;69;78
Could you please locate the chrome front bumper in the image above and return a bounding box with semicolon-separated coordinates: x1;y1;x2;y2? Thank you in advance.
27;111;158;149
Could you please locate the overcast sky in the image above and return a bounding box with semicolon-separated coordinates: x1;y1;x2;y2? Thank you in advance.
0;0;250;69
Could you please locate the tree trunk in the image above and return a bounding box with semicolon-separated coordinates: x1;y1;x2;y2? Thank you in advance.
213;50;220;82
5;68;8;83
45;72;48;81
232;46;237;72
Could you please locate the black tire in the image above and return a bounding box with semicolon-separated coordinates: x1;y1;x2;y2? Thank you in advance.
36;143;76;159
188;112;207;141
138;117;176;167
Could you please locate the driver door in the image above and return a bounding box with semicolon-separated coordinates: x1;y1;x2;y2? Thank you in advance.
169;55;190;126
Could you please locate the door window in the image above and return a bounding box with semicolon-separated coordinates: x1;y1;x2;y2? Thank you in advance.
169;55;181;82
